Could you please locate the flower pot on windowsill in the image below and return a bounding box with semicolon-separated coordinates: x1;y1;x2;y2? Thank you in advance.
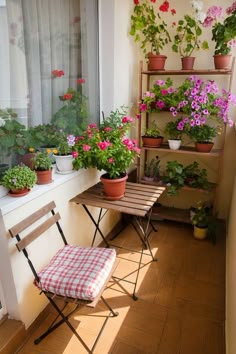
36;169;53;185
53;154;74;174
100;173;128;200
195;142;214;153
147;53;167;71
213;54;231;69
142;136;163;148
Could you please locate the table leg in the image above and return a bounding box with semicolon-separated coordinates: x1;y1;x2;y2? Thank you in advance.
82;205;109;247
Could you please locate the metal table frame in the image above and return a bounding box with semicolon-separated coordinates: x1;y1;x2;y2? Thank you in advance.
70;182;165;299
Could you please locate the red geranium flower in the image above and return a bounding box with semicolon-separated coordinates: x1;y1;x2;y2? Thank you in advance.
159;0;169;12
52;69;64;77
77;78;85;84
63;93;73;100
133;0;139;4
171;8;176;15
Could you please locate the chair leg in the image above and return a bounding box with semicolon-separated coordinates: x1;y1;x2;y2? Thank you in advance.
34;295;118;354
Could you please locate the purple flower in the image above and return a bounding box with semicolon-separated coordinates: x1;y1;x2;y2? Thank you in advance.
177;121;185;130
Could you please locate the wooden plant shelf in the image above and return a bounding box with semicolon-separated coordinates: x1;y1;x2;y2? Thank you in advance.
142;144;222;157
142;68;233;76
152;205;192;224
141;179;216;194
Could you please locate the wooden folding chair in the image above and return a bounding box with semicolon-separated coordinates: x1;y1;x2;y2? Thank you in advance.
9;201;118;353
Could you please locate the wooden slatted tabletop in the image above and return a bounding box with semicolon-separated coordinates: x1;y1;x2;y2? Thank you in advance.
70;182;166;217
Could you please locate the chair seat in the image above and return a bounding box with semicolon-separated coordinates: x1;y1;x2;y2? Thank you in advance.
35;245;116;301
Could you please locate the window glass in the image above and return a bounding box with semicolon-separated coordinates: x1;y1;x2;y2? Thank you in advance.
0;0;99;130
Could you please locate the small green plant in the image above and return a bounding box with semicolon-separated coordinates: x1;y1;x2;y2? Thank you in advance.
187;124;218;143
54;134;76;156
33;152;54;171
1;165;37;190
191;202;210;228
144;156;160;178
163;160;211;196
172;14;208;57
143;121;161;137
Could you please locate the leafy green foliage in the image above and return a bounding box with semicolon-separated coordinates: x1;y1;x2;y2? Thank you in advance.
33;152;54;171
172;15;208;57
164;119;184;139
186;124;218;142
2;165;37;190
143;120;161;137
51;87;88;135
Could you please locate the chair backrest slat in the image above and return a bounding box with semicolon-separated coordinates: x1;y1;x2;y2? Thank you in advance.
9;201;56;237
16;213;61;252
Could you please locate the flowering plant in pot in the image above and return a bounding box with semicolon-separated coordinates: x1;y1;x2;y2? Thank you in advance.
164;118;184;150
170;75;236;129
73;113;140;199
129;0;176;70
51;72;88;135
203;3;236;68
33;152;54;184
139;78;175;112
53;134;77;174
1;164;37;196
190;202;211;239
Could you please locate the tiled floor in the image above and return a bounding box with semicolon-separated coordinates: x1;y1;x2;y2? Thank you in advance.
16;220;225;354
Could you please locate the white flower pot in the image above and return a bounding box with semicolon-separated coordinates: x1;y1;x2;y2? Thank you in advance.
54;155;74;174
168;139;181;150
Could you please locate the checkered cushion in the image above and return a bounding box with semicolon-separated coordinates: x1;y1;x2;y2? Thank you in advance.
35;245;116;301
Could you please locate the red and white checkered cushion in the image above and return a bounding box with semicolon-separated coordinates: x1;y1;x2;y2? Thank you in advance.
35;245;116;301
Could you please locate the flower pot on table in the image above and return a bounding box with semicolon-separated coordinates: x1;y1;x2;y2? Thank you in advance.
100;173;128;200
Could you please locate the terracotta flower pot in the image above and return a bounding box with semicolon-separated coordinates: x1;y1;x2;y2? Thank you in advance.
100;173;128;200
17;153;36;170
8;188;31;197
36;169;53;185
142;136;163;148
195;142;214;153
181;56;195;70
147;53;167;71
213;54;231;69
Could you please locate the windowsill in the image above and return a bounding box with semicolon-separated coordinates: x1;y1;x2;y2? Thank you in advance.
0;169;81;216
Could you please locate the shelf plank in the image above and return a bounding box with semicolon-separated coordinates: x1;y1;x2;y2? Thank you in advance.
142;69;232;76
152;205;192;223
141;144;222;157
140;179;216;194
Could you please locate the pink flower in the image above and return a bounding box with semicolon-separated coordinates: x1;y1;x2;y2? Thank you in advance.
108;157;114;163
156;100;165;109
88;123;97;128
82;144;91;151
161;89;168;95
159;1;170;12
140;103;147;111
72;151;78;158
122;116;134;123
97;141;110;150
104;127;112;132
136;113;141;119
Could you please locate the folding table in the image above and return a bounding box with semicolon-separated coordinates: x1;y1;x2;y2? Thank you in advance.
70;181;165;299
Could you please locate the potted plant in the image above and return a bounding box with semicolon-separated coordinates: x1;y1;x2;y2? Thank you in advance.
143;156;160;181
51;75;88;135
129;0;176;70
53;134;77;174
186;124;218;152
203;3;236;69
73;112;140;200
170;75;236;140
33;152;54;185
142;120;163;147
139;78;175;113
172;13;208;70
191;202;211;239
164;118;184;150
183;161;211;190
162;160;185;196
1;164;37;197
